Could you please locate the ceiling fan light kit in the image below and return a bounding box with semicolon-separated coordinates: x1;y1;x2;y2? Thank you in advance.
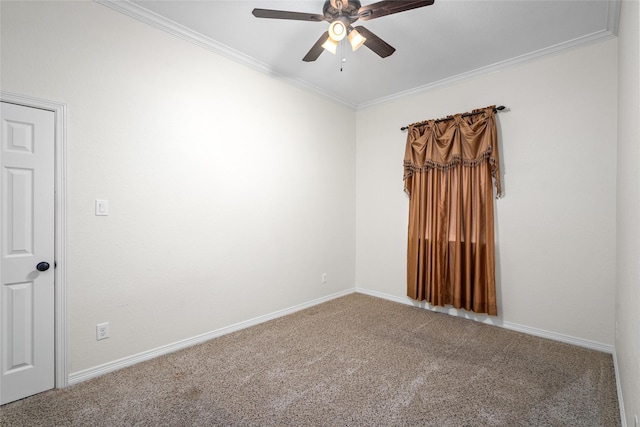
328;20;347;41
347;27;366;51
322;37;339;54
252;0;435;62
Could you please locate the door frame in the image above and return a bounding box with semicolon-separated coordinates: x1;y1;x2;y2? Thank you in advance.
1;91;68;389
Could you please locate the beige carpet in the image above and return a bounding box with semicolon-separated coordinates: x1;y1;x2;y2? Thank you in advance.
1;293;620;426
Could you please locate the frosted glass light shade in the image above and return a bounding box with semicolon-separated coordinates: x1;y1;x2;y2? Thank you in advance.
328;21;347;41
322;37;338;54
348;29;366;51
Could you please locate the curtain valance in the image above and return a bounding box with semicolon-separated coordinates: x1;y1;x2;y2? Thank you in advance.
404;106;502;198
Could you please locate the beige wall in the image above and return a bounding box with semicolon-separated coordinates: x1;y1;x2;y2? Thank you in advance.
1;4;634;420
1;1;356;373
356;39;618;346
616;1;640;425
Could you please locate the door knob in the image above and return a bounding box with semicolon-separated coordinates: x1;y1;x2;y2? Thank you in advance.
36;262;50;272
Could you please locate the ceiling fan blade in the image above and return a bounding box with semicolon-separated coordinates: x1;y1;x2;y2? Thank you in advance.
303;31;330;62
252;8;325;22
354;26;395;58
357;0;435;21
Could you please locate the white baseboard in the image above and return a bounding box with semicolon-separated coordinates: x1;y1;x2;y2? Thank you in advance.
69;286;625;423
355;287;615;354
69;286;616;388
68;288;355;385
358;287;625;425
612;348;628;427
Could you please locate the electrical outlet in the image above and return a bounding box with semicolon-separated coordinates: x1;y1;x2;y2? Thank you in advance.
321;273;327;283
96;322;110;341
634;414;638;427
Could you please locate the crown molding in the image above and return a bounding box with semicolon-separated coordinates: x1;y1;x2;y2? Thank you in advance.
95;0;357;109
359;30;618;110
358;0;620;109
96;0;618;111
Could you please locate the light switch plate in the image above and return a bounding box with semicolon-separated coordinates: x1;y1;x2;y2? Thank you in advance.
95;199;109;216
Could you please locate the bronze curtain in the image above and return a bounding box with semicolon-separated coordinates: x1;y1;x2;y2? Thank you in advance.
404;106;501;316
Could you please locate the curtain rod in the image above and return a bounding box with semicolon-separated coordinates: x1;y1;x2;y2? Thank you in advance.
400;106;506;131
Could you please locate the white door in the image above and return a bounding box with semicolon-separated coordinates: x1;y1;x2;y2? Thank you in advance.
0;102;55;405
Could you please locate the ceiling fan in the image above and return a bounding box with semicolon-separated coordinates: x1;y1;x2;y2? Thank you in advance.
252;0;435;62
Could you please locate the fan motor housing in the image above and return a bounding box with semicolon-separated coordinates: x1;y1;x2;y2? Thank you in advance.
324;0;362;24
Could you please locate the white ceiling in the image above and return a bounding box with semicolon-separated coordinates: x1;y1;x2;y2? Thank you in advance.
101;0;619;108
